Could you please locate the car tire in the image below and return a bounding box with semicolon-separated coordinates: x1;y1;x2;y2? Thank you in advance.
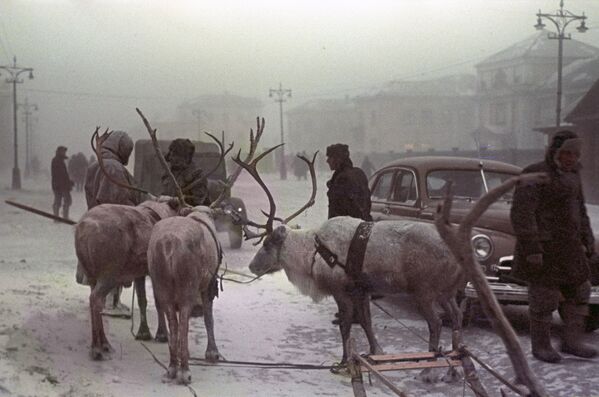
229;224;243;249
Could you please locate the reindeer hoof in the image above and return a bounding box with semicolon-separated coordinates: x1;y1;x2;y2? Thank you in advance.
205;349;222;362
329;362;349;376
154;332;168;343
177;369;191;385
90;346;108;361
135;326;152;341
162;366;177;383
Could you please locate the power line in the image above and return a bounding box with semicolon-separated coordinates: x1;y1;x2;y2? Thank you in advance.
24;87;173;101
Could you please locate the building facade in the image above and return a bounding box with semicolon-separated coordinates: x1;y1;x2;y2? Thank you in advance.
475;30;599;150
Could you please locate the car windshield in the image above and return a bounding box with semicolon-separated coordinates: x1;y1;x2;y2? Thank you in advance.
426;169;515;200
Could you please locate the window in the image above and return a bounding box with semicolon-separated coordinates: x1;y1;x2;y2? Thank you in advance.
371;171;395;201
392;170;417;205
426;169;515;199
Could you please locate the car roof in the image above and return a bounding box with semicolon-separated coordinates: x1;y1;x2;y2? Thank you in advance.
377;155;522;174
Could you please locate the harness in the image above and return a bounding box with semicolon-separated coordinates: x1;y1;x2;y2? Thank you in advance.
141;206;162;224
314;221;374;281
189;216;224;300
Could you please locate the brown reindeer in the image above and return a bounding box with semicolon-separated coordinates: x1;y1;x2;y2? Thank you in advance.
75;109;232;360
147;120;268;384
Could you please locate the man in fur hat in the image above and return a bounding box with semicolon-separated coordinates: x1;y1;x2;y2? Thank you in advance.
511;130;597;363
162;138;209;317
161;138;209;207
326;143;372;221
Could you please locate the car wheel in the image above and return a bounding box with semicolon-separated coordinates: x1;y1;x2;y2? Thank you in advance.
229;224;243;249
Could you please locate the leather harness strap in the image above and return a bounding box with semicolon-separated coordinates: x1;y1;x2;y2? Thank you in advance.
313;221;374;279
141;206;163;224
189;215;224;300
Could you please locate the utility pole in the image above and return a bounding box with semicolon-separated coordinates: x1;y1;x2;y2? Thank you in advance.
0;57;34;190
535;0;588;127
192;108;206;140
20;97;38;178
269;83;292;180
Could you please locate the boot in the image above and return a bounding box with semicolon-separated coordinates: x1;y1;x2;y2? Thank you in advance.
52;204;60;222
530;318;562;363
62;206;70;221
561;305;598;358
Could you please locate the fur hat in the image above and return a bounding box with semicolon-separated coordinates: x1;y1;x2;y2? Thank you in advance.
326;143;350;159
166;138;195;162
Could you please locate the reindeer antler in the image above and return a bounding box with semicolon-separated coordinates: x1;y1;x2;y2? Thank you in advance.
209;117;266;209
231;144;283;244
282;151;318;225
182;131;234;194
91;126;151;196
136;108;189;207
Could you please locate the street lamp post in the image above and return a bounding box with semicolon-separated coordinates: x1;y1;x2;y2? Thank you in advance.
20;97;38;178
534;0;588;127
269;83;292;180
0;57;34;190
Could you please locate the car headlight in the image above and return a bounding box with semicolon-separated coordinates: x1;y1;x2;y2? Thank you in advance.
471;234;493;261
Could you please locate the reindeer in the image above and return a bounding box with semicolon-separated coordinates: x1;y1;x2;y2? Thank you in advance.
239;152;466;375
75;109;233;360
146;121;269;384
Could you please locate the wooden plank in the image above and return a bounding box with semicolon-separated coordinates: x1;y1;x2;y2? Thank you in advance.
369;351;460;362
362;360;462;372
355;354;409;397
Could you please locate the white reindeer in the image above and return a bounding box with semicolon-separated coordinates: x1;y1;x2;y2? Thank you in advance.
146;119;269;384
239;154;466;371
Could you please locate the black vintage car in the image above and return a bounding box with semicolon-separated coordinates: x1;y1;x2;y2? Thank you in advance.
369;156;599;328
133;139;247;248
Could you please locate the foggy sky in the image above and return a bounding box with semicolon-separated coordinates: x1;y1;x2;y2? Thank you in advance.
1;0;599;166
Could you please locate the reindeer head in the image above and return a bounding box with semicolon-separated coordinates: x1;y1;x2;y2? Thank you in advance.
237;151;318;277
248;225;288;275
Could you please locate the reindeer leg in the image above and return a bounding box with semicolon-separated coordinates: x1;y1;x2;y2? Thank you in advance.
163;306;178;382
154;299;168;343
134;277;152;341
356;295;384;356
202;291;222;362
416;296;443;383
334;294;354;366
177;305;192;385
90;280;115;360
440;298;462;384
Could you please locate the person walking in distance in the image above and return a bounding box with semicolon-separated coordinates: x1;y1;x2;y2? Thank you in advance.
510;130;597;363
51;146;73;221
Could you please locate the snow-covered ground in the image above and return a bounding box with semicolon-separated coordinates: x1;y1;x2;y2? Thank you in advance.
2;171;599;397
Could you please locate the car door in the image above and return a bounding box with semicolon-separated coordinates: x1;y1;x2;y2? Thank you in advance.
388;168;422;219
370;169;396;221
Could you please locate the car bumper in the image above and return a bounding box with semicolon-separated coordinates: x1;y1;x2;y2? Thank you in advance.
464;282;599;305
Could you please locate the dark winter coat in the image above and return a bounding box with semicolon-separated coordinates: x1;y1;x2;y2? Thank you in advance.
51;153;72;192
327;160;372;221
510;135;594;287
84;131;140;209
161;162;210;207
